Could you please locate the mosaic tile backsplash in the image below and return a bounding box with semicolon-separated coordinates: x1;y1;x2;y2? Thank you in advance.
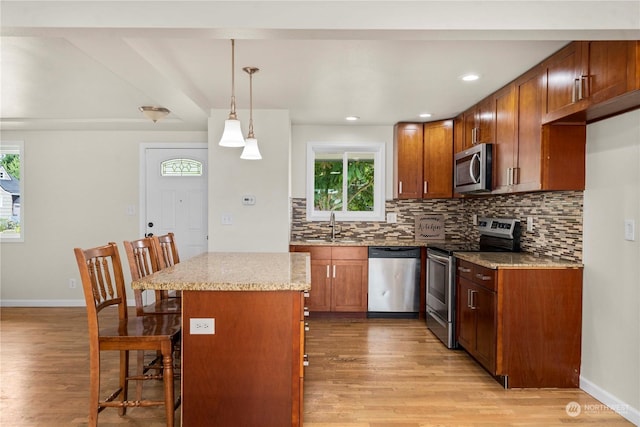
290;191;583;262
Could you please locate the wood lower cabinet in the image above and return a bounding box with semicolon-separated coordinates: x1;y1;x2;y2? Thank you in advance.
182;290;305;426
290;245;368;313
456;258;583;388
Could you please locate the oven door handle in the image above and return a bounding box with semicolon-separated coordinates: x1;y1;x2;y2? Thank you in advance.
427;252;451;264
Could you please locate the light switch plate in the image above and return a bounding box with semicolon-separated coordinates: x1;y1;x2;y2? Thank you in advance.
624;219;635;241
190;318;215;335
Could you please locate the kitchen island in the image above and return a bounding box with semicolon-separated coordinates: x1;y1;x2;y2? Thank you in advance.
132;252;311;427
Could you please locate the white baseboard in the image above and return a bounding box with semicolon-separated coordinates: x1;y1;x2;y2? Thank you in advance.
580;376;639;426
0;299;137;307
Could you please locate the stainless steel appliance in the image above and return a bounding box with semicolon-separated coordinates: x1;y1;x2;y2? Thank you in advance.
368;246;421;318
426;218;521;348
454;143;493;193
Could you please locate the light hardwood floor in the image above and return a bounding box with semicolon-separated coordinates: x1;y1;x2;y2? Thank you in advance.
0;308;633;426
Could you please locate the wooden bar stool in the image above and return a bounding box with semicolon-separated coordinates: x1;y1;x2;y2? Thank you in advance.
123;237;181;316
74;242;181;427
152;232;182;299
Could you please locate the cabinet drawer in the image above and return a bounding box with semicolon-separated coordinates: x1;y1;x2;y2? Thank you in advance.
456;259;474;280
331;246;368;260
290;245;332;260
473;265;496;291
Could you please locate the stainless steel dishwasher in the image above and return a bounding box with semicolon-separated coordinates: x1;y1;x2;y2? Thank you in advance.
367;246;421;318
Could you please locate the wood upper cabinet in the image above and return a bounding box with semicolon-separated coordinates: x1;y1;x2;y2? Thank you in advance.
422;120;453;198
394;123;423;199
456;258;583;388
394;120;453;199
542;42;587;121
490;65;586;194
492;83;517;192
543;40;640;123
290;245;368;313
461;97;495;151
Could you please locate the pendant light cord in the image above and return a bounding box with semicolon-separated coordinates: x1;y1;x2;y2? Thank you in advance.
228;39;237;119
247;70;254;138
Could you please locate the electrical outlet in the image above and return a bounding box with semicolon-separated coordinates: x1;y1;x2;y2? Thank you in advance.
527;217;534;232
472;214;478;226
624;219;635;241
68;279;77;289
386;212;397;223
221;214;233;225
190;318;215;335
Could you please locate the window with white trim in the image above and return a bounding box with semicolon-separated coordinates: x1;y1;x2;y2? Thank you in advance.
0;141;23;242
306;141;385;221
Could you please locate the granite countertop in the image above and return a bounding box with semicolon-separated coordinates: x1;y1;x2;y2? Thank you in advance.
454;251;583;269
289;238;451;247
132;252;311;292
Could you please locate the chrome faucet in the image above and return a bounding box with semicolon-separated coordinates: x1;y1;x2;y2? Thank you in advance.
329;211;341;240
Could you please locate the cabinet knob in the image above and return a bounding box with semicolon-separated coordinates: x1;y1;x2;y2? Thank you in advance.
303;307;310;317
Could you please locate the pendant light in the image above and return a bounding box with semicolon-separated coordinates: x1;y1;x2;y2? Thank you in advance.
240;66;262;160
219;39;245;147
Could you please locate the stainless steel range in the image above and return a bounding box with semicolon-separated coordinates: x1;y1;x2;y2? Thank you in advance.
425;217;521;348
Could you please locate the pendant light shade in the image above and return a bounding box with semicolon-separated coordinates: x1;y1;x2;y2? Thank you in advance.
241;137;262;160
219;39;245;147
240;66;262;160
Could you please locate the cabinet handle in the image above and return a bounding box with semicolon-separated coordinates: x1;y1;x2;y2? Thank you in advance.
470;290;477;309
423;181;428;194
303;354;310;367
458;266;471;273
303;291;310;298
467;288;472;308
471;128;477;145
573;78;579;103
303;307;310;317
578;75;587;100
399;181;403;194
507;168;512;186
305;322;310;332
513;167;519;185
476;273;492;281
326;265;330;278
333;265;336;278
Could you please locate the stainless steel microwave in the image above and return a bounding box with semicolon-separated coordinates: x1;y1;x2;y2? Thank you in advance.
454;143;492;193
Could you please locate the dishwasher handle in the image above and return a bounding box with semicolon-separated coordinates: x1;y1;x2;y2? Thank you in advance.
368;246;421;258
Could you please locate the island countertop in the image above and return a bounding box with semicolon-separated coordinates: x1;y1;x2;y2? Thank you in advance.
132;252;311;291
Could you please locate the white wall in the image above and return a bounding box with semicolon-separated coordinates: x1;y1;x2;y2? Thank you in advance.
208;109;292;252
582;109;640;425
0;130;206;305
291;125;394;200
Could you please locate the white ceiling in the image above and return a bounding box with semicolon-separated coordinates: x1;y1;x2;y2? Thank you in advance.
1;1;639;131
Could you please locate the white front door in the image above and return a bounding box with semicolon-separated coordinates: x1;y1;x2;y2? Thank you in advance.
144;147;208;261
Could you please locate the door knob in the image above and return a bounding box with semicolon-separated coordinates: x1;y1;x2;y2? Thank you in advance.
148;222;154;227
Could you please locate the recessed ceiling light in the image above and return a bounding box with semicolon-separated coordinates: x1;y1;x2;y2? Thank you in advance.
461;74;480;82
345;116;360;121
419;113;432;118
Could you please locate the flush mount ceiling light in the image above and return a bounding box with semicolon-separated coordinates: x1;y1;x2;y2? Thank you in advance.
419;113;432;118
219;39;245;147
345;116;360;121
139;106;170;123
240;66;262;160
461;73;480;82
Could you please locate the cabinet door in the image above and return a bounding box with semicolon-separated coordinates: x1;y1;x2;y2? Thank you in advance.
492;84;517;192
473;285;497;373
586;41;635;104
453;113;465;154
456;277;476;351
476;96;495;145
307;259;332;312
422;120;453;198
394;123;423;199
331;260;368;312
543;42;586;119
515;67;544;192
